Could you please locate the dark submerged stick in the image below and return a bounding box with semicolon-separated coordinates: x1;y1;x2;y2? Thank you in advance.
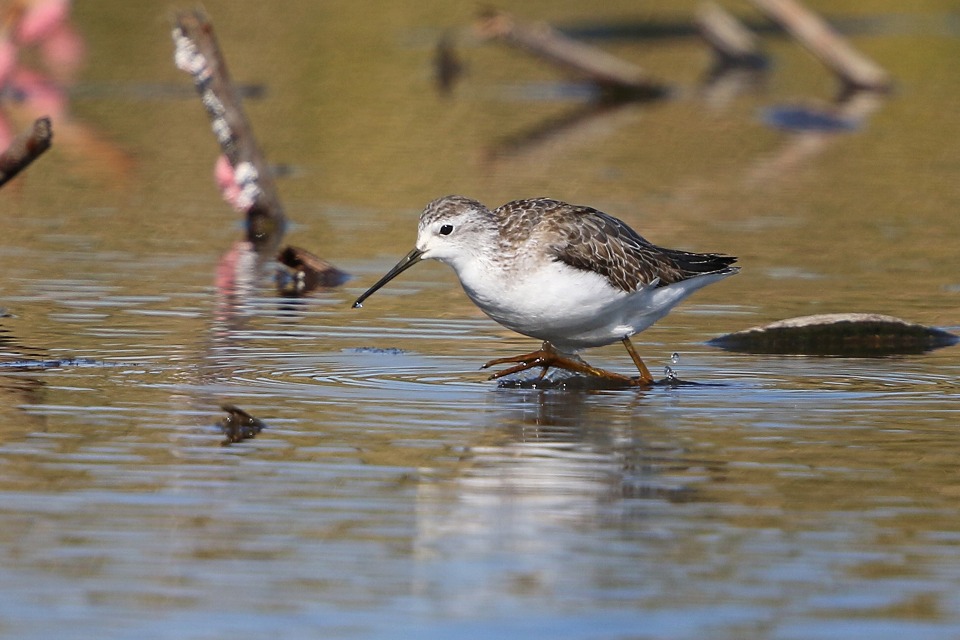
172;9;286;253
0;117;53;188
218;404;266;445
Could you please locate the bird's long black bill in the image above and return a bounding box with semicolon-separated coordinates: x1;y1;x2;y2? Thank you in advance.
352;248;424;308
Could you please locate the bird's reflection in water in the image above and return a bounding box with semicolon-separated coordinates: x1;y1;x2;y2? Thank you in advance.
411;389;719;610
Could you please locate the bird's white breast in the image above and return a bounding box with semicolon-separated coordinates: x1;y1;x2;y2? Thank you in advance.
452;255;630;348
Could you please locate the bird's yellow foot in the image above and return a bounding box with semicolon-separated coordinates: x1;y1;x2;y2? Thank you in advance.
482;342;652;386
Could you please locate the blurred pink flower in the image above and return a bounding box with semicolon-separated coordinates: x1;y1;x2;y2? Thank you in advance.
9;67;66;120
214;154;245;211
41;22;85;78
0;115;13;151
16;0;70;45
0;40;16;85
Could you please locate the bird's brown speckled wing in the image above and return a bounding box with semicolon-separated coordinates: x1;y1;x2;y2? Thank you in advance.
519;199;737;293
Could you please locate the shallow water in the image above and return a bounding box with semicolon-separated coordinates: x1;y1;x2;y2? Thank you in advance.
2;1;960;638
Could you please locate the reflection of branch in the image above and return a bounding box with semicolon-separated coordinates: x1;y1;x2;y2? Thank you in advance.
485;101;639;163
750;0;891;92
696;3;768;106
433;33;463;95
0;117;52;188
172;9;286;253
475;9;667;100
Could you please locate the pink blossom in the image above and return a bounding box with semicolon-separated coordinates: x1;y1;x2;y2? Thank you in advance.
9;67;66;120
41;23;85;78
16;0;71;45
0;116;12;151
215;154;246;211
0;40;17;85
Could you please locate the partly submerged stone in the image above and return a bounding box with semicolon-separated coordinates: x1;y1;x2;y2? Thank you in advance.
709;313;959;356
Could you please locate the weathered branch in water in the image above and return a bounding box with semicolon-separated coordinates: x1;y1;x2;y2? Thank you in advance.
750;0;891;92
0;117;53;188
172;9;286;252
695;2;764;67
475;9;668;101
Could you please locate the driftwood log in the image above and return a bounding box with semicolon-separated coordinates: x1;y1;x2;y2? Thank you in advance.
750;0;891;92
695;3;765;68
172;9;286;253
173;9;347;294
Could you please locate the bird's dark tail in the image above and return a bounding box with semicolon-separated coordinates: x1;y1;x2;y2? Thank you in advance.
658;248;738;285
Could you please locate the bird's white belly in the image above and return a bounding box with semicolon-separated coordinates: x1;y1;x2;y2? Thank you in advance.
457;259;635;349
452;257;734;352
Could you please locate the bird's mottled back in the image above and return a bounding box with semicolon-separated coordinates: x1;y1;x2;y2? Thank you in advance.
492;197;556;243
494;198;738;292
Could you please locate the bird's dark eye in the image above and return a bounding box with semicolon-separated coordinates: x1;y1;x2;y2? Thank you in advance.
439;224;454;236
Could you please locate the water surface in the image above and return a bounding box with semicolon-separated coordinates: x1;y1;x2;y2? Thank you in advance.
1;1;959;638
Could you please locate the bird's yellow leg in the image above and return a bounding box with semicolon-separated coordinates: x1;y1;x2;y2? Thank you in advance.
620;336;654;384
483;342;642;384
